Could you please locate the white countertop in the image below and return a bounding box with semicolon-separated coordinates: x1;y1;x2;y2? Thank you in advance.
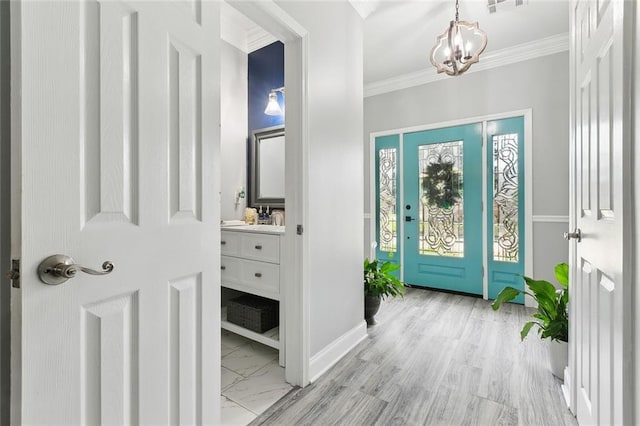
220;223;285;234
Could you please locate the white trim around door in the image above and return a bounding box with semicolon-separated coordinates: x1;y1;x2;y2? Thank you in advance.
225;0;310;387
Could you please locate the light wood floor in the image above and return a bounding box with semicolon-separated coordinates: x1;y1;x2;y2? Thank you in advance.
252;287;577;425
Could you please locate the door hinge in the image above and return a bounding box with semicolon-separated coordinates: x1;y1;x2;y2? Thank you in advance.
481;200;484;212
296;224;304;235
7;259;20;288
482;266;485;277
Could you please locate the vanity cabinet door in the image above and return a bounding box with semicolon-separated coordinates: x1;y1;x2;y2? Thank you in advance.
220;231;240;256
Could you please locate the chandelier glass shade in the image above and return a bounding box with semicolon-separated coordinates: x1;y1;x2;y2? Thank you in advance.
430;0;488;76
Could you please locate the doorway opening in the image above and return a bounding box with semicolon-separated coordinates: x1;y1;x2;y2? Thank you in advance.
220;1;308;423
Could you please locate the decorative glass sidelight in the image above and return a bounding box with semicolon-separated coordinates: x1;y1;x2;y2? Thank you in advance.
378;148;397;252
492;133;519;262
419;141;464;257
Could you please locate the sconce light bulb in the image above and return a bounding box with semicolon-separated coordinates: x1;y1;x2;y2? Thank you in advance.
264;91;284;116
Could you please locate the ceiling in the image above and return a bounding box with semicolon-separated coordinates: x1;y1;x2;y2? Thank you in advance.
221;0;569;87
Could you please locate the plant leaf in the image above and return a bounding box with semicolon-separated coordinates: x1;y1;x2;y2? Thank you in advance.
523;277;557;318
491;287;522;310
555;262;569;288
521;321;537;341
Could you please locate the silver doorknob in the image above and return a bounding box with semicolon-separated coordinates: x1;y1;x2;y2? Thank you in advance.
564;228;582;242
38;254;114;285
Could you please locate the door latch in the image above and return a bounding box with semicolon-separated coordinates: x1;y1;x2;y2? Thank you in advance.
7;259;20;288
564;228;582;242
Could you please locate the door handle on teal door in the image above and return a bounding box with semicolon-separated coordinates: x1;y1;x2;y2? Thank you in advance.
405;216;414;222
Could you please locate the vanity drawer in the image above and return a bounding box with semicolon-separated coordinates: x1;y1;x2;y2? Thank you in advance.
239;234;280;263
240;261;279;294
220;256;242;285
220;231;240;256
220;256;279;295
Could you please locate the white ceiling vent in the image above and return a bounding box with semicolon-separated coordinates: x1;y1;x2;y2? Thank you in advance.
488;0;528;14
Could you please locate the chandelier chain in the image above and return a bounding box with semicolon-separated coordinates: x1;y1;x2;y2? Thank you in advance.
455;0;459;22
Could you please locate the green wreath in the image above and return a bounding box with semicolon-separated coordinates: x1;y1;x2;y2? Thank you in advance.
422;155;462;209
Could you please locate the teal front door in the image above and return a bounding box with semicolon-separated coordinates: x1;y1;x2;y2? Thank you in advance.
403;123;483;294
373;116;526;300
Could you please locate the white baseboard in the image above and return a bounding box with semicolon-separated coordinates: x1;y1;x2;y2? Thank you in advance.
308;321;368;383
561;367;572;410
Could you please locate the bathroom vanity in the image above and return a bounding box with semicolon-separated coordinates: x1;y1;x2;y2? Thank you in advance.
220;225;285;365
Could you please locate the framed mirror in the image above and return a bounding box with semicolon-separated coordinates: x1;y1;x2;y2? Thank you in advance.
249;126;285;209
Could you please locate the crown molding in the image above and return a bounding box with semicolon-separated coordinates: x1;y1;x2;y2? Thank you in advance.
221;13;248;53
364;32;569;98
220;4;278;54
348;0;381;20
247;27;278;53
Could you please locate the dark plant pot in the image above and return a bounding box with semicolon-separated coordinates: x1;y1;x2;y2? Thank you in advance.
364;294;381;326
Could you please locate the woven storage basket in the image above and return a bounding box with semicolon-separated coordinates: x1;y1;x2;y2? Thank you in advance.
227;295;279;333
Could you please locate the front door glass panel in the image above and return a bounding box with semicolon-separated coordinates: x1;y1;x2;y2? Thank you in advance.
419;141;464;257
379;148;398;253
486;117;525;302
492;133;520;262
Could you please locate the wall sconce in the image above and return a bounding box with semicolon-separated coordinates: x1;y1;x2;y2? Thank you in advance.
264;87;285;116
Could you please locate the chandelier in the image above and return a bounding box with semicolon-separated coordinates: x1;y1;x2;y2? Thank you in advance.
430;0;488;76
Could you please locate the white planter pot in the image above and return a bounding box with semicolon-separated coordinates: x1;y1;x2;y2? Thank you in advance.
549;340;568;379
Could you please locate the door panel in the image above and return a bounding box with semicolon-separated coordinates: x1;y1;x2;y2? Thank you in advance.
13;2;220;424
486;117;525;302
570;0;629;423
403;124;483;295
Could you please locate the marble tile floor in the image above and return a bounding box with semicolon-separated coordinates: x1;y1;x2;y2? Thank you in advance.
221;330;293;425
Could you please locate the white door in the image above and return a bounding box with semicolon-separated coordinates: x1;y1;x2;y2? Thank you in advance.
11;1;221;424
569;0;632;424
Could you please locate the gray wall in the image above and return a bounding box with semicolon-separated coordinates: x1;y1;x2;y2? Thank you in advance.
278;1;364;356
0;0;10;423
364;51;570;283
634;3;640;419
220;41;248;220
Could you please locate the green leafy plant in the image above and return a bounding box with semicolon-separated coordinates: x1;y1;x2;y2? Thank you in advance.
364;258;405;299
422;155;463;209
491;262;569;342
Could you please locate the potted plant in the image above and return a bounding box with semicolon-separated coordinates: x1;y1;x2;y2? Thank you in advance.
364;258;405;326
491;262;569;378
